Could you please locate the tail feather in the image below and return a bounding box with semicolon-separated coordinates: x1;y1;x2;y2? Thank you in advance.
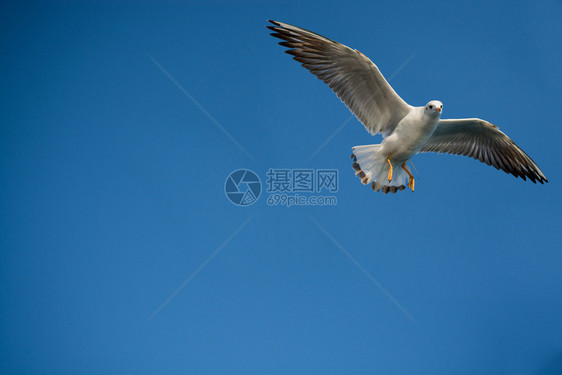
351;144;410;194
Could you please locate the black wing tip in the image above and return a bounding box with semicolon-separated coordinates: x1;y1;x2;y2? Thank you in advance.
267;24;291;43
267;20;285;32
533;175;548;184
525;176;547;184
503;166;548;185
463;148;549;186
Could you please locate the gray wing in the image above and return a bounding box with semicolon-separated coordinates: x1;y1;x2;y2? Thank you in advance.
268;20;411;137
419;118;548;183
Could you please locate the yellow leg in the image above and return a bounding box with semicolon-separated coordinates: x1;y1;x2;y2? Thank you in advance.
402;162;415;192
386;153;392;182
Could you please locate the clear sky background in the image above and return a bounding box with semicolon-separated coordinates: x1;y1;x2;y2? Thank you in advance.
1;1;561;374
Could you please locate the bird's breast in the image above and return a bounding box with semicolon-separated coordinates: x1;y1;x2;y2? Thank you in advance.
382;111;440;160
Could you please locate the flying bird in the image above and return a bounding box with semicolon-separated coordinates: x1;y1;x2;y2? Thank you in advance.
267;20;548;193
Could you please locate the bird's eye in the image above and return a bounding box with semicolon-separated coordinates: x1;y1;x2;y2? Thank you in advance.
429;105;433;109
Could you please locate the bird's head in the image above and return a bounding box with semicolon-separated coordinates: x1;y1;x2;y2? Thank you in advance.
425;100;443;116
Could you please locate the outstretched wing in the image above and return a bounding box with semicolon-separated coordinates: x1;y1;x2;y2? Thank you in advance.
268;20;411;137
419;118;548;183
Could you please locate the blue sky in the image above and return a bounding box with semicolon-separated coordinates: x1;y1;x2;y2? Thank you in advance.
1;1;561;374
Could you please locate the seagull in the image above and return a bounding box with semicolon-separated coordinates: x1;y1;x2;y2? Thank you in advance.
267;20;548;193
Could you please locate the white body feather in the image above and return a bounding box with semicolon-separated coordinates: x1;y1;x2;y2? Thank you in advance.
352;107;441;192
